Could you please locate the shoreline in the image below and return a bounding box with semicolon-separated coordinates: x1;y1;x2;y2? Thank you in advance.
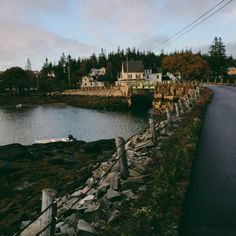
0;139;116;235
0;94;130;111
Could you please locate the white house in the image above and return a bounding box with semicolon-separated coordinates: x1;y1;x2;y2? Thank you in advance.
81;76;104;88
144;69;162;82
116;60;145;86
47;70;55;79
119;60;144;80
89;67;106;77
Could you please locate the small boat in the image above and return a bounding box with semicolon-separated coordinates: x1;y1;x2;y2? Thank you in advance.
16;104;22;109
35;134;76;144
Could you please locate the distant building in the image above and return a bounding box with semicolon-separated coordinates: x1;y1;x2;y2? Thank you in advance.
81;76;104;88
47;70;56;79
116;60;145;86
89;67;106;77
119;60;144;80
144;69;162;82
227;67;236;76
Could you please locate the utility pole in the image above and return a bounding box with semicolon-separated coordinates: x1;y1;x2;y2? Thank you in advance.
67;55;71;88
126;48;129;80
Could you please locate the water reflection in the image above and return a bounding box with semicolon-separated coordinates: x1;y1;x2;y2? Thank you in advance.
0;105;150;146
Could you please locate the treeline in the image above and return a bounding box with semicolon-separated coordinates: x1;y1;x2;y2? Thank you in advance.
38;48;164;91
1;37;236;93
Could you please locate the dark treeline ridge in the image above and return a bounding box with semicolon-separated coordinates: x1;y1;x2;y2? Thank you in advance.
1;37;236;93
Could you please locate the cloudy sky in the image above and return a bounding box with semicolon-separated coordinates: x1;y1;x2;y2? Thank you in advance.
0;0;235;70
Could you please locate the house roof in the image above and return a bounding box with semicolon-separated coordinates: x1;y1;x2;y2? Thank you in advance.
122;60;144;73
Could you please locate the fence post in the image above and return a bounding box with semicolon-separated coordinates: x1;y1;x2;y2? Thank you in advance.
184;95;191;111
149;118;157;145
165;108;173;127
178;99;184;116
116;137;129;179
196;86;200;96
175;103;180;119
40;188;57;236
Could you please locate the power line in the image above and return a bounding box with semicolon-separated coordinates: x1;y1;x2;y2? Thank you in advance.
153;0;233;51
164;0;233;49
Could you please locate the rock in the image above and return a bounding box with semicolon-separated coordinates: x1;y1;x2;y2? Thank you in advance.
84;203;100;213
134;140;154;152
85;177;94;186
121;176;146;189
70;190;82;198
87;188;96;195
129;169;141;177
79;195;95;205
84;203;101;221
132;162;146;174
108;210;120;224
97;185;108;198
80;186;90;195
56;221;64;228
60;223;70;234
76;219;98;235
121;190;137;200
65;213;79;226
63;198;79;209
106;189;122;202
66;227;76;236
143;157;153;166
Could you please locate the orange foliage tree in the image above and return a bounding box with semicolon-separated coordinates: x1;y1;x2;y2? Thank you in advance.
161;51;211;81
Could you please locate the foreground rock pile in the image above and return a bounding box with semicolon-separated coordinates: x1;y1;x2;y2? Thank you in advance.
20;118;183;235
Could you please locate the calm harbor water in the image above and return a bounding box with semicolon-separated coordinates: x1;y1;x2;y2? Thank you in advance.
0;105;151;146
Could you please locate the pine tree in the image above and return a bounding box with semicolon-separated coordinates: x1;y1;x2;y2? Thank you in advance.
209;37;227;79
25;58;32;70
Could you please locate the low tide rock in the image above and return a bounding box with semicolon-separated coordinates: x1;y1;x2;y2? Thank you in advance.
76;219;98;235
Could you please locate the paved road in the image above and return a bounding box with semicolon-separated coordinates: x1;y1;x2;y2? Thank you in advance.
181;86;236;236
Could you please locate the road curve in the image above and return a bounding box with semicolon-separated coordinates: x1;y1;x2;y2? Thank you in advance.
181;86;236;236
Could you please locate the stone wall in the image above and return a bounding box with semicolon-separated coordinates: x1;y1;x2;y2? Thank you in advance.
63;87;126;97
153;82;200;112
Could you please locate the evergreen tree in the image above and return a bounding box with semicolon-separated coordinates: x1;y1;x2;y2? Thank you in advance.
209;37;227;79
25;58;32;70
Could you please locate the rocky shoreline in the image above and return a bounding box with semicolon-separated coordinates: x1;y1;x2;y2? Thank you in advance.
0;94;129;111
0;139;115;235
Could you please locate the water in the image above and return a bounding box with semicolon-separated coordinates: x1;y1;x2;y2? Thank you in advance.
0;105;151;146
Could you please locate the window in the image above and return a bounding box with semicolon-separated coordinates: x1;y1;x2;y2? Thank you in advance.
128;74;132;79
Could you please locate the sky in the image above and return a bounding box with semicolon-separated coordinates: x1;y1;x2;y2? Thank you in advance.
0;0;235;70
